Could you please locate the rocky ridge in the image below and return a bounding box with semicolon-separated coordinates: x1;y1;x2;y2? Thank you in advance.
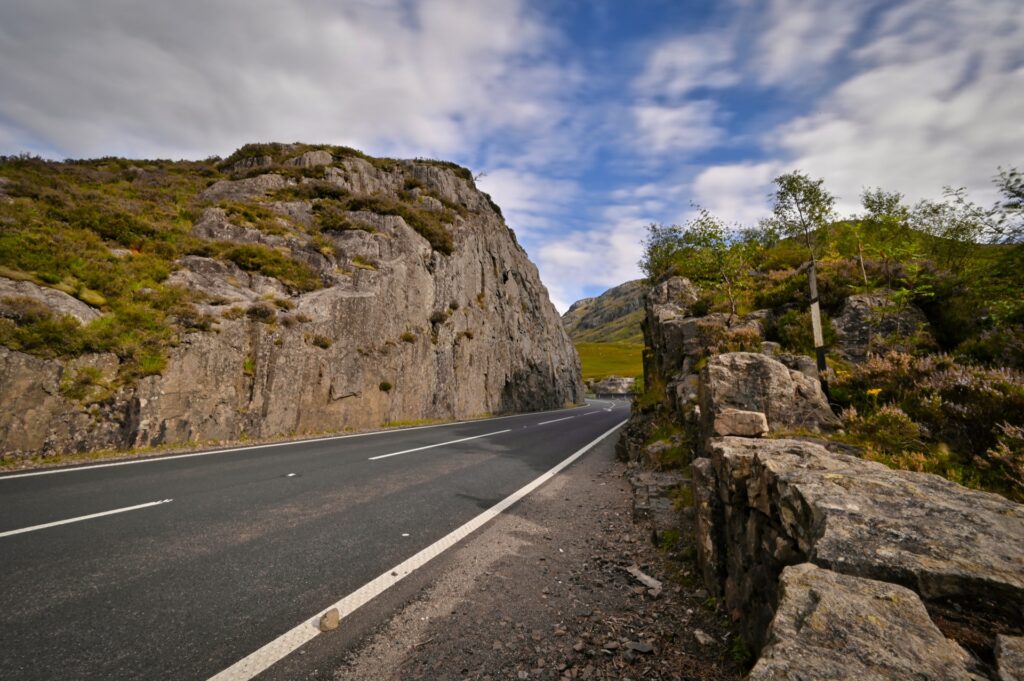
619;276;1024;680
562;280;644;345
0;145;582;462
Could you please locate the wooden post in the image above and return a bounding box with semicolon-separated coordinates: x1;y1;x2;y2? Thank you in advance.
807;259;830;399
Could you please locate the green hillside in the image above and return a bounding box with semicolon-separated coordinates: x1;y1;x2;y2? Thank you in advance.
563;280;645;382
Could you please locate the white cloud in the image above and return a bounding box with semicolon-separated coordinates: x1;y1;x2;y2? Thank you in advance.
0;0;565;160
477;169;578;238
632;101;723;154
752;0;870;87
691;162;781;226
634;33;739;97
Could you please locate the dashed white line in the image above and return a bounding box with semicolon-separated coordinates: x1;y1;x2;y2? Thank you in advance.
207;419;628;681
0;404;600;480
538;416;575;426
368;429;511;461
0;499;173;539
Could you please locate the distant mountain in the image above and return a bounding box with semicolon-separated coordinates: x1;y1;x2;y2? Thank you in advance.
562;280;644;344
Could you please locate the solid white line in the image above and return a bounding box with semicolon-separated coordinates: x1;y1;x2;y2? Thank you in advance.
207;419;628;681
537;416;575;426
368;429;511;461
0;403;601;480
0;499;173;538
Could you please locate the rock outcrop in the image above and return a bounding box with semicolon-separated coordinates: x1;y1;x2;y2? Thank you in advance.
0;148;582;461
749;563;983;680
619;274;1024;678
832;292;934;360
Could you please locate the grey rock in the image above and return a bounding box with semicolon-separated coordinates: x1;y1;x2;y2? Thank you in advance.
833;292;933;361
699;352;839;438
319;607;340;631
0;277;103;325
704;436;1024;648
997;635;1024;681
198;173;289;202
692;629;714;646
229;155;275;172
749;563;983;680
285;150;333;168
589;375;635;396
710;408;768;438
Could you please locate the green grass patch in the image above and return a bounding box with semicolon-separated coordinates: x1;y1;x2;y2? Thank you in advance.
575;341;643;383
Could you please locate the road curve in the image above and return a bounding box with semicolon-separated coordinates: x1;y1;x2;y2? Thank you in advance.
0;399;630;680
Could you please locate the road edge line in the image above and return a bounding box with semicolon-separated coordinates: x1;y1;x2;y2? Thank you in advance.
207;418;628;681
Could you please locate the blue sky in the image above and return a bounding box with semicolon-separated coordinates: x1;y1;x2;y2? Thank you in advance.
1;0;1021;311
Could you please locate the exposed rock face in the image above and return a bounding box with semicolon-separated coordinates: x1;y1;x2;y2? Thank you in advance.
749;563;983;680
997;635;1024;681
833;292;934;360
562;279;645;344
0;155;582;461
699;352;839;438
0;278;102;325
698;436;1024;650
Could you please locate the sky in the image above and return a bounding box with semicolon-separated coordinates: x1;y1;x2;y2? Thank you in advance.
1;0;1021;312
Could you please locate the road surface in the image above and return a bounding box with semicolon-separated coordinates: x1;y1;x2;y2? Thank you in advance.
0;399;630;680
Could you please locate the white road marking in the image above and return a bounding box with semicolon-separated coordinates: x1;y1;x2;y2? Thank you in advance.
538;416;575;426
0;499;173;539
368;429;511;461
207;419;628;681
0;405;600;481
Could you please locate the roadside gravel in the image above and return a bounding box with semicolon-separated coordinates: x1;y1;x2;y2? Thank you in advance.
329;435;744;681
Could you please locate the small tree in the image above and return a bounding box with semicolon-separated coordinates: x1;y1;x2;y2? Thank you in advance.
911;187;990;276
859;188;911;287
679;209;752;319
639;222;684;281
771;171;836;396
992;166;1023;244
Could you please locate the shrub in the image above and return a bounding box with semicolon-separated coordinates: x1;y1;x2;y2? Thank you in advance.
842;404;922;455
979;424;1024;502
246;302;277;323
379;381;393;392
429;310;448;325
219;244;321;292
400;331;417;343
309;334;333;349
769;308;837;354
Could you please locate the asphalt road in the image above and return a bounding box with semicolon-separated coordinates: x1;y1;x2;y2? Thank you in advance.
0;399;630;680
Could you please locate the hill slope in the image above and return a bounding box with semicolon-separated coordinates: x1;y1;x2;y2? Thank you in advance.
562;279;644;344
0;143;583;462
562;280;645;385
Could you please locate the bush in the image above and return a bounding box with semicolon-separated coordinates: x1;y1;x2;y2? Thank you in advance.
219;244;322;292
769;308;837;354
246;302;277;323
379;381;393;392
400;331;417;343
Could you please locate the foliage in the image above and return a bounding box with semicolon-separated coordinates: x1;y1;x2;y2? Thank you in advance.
771;171;836;258
769;309;837;354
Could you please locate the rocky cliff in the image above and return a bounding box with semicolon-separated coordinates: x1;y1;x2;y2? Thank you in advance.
620;276;1024;680
562;279;644;344
0;144;582;462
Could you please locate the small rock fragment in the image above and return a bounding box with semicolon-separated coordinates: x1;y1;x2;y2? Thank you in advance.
693;629;714;646
319;608;340;632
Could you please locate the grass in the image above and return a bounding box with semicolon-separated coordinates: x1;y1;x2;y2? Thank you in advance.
575;341;644;383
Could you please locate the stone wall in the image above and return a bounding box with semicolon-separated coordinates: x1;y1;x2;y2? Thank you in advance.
621;276;1024;680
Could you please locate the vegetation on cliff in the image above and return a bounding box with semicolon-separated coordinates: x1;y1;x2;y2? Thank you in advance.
0;144;473;386
640;168;1024;501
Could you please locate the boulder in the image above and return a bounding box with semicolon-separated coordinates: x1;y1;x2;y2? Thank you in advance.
703;436;1024;648
710;408;768;437
833;292;934;361
589;375;635;395
0;277;103;324
749;563;983;680
285;149;334;168
699;352;839;437
198;173;289;202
